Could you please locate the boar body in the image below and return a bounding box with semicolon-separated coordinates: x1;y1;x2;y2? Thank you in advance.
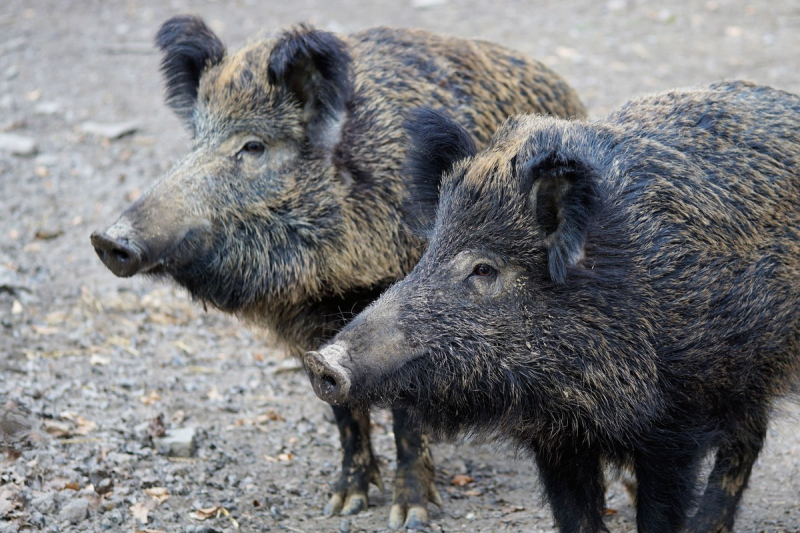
91;16;586;529
306;81;800;533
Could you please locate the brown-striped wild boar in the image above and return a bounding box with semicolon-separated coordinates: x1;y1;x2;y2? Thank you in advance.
90;15;586;529
305;81;800;533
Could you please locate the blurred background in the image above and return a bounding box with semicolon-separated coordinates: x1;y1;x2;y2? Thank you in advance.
1;1;798;531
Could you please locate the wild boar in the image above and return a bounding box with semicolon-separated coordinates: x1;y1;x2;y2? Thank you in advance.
90;15;586;529
305;81;800;533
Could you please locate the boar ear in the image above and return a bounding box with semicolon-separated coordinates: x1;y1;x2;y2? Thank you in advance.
521;152;601;284
268;25;352;150
402;108;478;235
156;15;226;125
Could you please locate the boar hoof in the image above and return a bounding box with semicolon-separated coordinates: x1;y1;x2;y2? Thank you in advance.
389;504;430;530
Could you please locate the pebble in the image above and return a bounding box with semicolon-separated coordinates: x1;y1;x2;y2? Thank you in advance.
154;426;197;457
79;120;139;139
34;101;61;115
58;497;89;525
0;132;37;156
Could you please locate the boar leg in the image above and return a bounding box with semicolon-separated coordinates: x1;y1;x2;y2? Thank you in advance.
535;446;606;533
686;416;768;533
326;405;383;516
388;407;441;529
634;446;703;533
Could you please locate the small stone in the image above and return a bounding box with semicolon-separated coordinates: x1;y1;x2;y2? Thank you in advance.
411;0;448;7
31;492;56;514
339;518;351;533
58;497;89;525
154;427;197;458
34;101;61;115
79;120;139;139
0;133;37;156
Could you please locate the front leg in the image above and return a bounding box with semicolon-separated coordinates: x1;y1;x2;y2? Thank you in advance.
534;444;607;533
326;405;383;516
388;407;441;529
686;414;768;533
634;445;703;533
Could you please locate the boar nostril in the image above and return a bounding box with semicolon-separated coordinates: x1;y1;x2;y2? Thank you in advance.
321;372;337;389
111;248;131;263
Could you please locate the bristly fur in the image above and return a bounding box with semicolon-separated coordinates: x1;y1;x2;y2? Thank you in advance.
321;81;800;533
155;15;225;125
402;108;478;237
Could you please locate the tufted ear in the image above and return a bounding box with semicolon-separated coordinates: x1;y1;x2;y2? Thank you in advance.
402;108;478;236
268;25;352;150
521;151;601;284
155;15;226;125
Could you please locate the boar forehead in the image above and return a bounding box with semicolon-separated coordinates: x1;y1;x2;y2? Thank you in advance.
195;44;304;139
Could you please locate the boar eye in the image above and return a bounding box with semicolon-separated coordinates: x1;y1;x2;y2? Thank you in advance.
472;263;496;278
240;141;266;155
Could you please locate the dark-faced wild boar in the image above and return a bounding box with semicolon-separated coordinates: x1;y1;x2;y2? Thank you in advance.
89;15;586;528
305;81;800;533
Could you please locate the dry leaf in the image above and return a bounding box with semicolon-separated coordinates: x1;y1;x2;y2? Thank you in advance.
32;324;60;335
189;505;222;520
256;408;285;423
140;391;162;405
144;487;169;504
0;487;22;518
207;385;223;401
604;507;619;516
130;499;157;524
90;354;111;366
43;420;72;437
277;452;294;462
74;415;97;436
450;474;474;486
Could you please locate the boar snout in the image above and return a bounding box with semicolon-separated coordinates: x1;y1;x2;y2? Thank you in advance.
304;345;353;405
90;229;148;278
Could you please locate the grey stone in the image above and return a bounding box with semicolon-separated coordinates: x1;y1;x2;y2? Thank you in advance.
58;497;89;525
34;101;61;115
154;427;197;458
79;120;139;139
0;133;36;156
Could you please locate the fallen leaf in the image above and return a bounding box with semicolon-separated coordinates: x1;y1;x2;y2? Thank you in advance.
256;408;285;423
43;420;72;437
0;487;22;518
90;354;111;366
144;487;169;504
450;474;474;486
74;416;97;436
604;507;618;516
207;385;223;401
131;499;157;524
277;452;294;462
140;391;162;405
189;505;223;520
34;227;63;240
31;324;60;335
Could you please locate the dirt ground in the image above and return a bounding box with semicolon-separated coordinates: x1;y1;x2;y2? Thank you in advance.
1;0;799;531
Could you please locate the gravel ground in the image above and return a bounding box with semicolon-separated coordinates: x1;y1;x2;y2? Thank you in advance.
1;1;799;531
